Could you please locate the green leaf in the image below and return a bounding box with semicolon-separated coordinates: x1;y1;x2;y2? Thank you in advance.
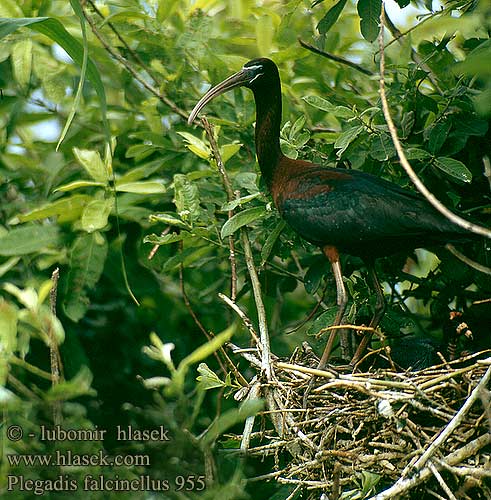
220;143;242;164
307;307;338;336
332;106;355;119
143;233;186;245
428;121;452;154
46;366;96;400
73;148;109;183
63;233;108;322
12;39;32;87
221;193;261;211
261;220;286;263
357;0;382;43
81;198;114;233
290;115;306;140
0;298;17;384
317;0;348;35
116;181;166;194
17;194;91;223
370;134;396;161
148;213;191;229
405;148;431;160
173;174;200;223
334;125;364;156
303;95;335;113
172;324;235;394
54;181;106;192
177;132;210;159
433;157;472;183
0;225;59;256
196;363;226;390
220;207;268;238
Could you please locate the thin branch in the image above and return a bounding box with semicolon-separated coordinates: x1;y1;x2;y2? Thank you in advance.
483;156;491;193
202;117;237;300
48;267;63;424
445;244;491;275
218;293;259;344
298;38;374;76
241;228;272;381
428;462;458;500
240;382;261;452
378;8;491;239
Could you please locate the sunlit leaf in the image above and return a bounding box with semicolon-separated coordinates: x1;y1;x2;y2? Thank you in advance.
81;198;114;233
116;181;166;194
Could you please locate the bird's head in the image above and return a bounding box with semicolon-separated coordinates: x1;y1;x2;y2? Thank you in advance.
188;58;279;124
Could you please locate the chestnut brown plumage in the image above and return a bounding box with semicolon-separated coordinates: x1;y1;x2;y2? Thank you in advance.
188;58;474;378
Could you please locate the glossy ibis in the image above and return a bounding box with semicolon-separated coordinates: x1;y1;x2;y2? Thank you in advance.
188;58;475;374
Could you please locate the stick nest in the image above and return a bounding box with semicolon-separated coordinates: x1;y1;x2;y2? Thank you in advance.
242;349;491;499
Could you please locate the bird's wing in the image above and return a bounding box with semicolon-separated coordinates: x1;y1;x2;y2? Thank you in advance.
278;167;468;255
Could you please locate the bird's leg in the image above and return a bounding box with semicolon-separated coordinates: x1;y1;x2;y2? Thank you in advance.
303;246;347;407
350;264;385;366
317;248;349;370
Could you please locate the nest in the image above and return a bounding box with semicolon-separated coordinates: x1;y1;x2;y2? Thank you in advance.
239;348;491;499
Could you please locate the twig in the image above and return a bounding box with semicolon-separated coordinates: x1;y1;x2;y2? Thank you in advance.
276;361;336;380
202;117;238;300
147;227;171;260
445;243;491;275
48;267;63;424
218;293;259;344
240;382;261;452
241;228;272;380
483;156;491;193
428;462;457;500
378;8;491;239
298;38;374;76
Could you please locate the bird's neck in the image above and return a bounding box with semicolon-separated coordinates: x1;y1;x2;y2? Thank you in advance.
252;85;283;189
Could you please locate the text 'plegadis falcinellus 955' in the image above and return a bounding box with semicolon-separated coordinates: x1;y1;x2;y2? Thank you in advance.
187;58;477;379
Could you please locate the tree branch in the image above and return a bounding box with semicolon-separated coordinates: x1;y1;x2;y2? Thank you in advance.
298;38;374;76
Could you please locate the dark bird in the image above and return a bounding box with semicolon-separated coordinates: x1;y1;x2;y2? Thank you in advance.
188;58;477;376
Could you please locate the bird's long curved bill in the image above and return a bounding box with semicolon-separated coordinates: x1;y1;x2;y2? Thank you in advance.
187;69;250;125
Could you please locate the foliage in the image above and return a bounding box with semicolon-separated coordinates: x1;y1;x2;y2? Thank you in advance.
0;0;490;498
